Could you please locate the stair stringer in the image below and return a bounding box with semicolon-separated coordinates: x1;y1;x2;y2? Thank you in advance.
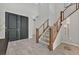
53;25;63;50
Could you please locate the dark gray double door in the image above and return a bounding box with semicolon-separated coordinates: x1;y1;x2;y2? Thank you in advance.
5;12;28;41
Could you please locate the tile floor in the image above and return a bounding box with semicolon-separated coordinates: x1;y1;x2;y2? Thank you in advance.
6;39;79;55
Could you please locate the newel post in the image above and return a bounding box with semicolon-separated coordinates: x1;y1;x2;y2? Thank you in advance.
77;3;79;9
60;11;62;26
60;11;64;25
76;3;79;10
36;28;39;43
48;27;53;51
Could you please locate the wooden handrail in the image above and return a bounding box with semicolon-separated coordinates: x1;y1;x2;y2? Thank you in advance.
36;19;49;43
63;3;74;12
38;26;48;39
63;3;79;21
36;28;39;43
38;19;49;29
64;8;78;20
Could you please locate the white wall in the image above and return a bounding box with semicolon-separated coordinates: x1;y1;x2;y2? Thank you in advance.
49;3;64;26
62;9;79;45
70;10;79;44
0;12;5;39
0;3;38;39
49;3;56;26
32;3;49;38
36;3;49;28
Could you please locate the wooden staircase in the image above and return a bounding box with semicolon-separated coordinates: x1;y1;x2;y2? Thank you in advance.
36;3;79;51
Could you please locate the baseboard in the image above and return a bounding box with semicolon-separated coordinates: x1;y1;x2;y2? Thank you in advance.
62;40;79;47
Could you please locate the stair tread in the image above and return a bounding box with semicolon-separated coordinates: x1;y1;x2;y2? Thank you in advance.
39;39;49;45
40;37;49;43
40;37;49;40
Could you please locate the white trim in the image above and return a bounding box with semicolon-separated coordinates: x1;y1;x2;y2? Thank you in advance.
62;40;79;47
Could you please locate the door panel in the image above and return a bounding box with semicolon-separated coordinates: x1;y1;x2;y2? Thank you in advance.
8;14;17;28
8;13;18;41
20;16;28;39
8;29;17;41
